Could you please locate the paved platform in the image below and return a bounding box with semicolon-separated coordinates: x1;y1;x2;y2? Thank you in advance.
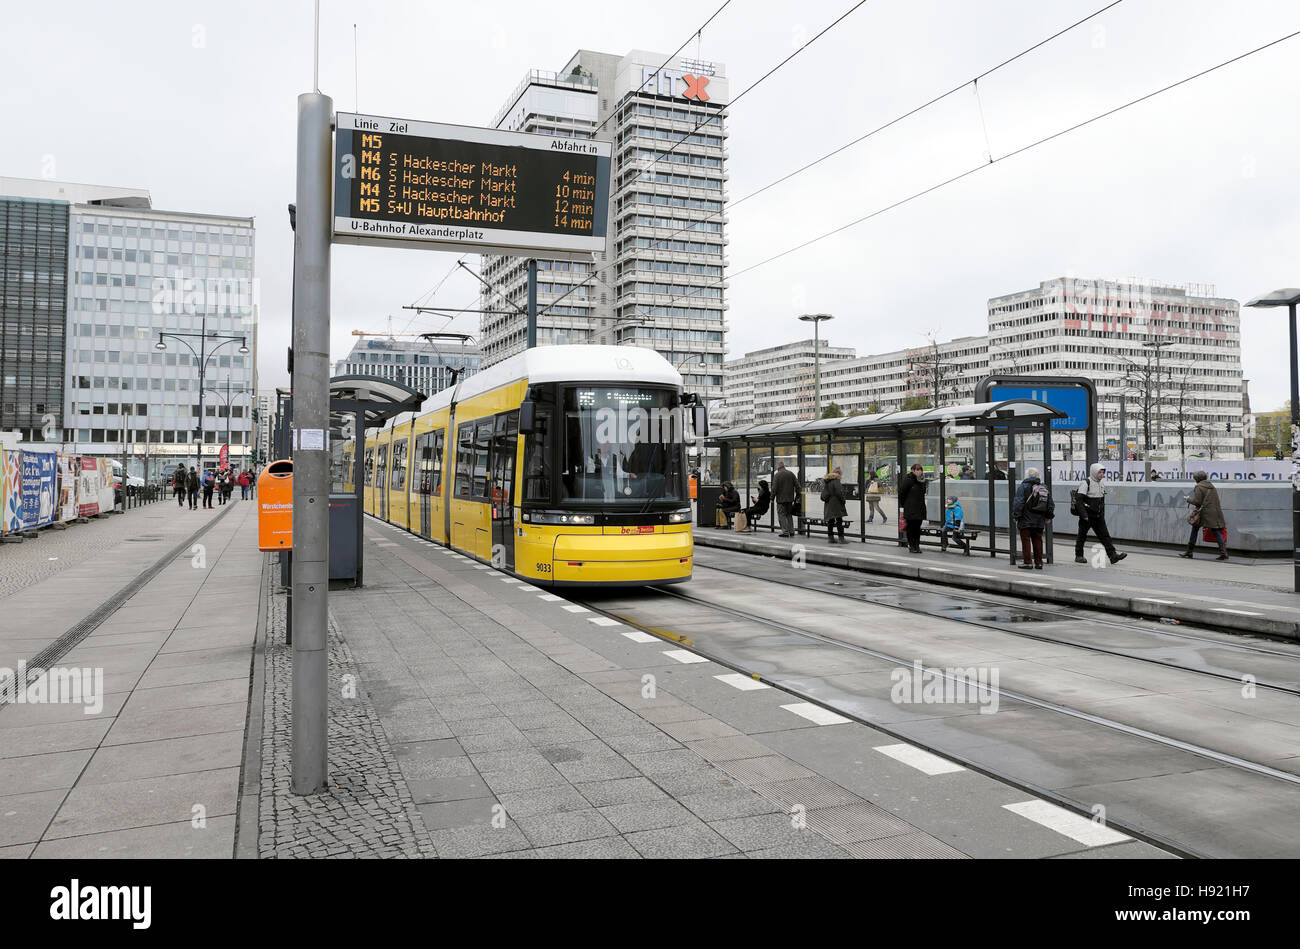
695;524;1300;639
0;498;259;857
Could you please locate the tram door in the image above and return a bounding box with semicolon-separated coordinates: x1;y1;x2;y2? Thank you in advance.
415;432;433;537
490;411;518;570
376;444;388;520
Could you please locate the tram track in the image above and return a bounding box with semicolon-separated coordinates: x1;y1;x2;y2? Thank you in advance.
692;547;1300;697
575;573;1300;857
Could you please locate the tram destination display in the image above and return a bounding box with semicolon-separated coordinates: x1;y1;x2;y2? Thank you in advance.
333;112;611;255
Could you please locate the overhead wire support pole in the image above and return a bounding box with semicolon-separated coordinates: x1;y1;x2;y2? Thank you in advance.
291;90;333;795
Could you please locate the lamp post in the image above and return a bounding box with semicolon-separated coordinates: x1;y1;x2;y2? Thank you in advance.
798;313;834;418
1245;288;1300;592
156;319;248;473
206;380;253;469
1140;338;1174;481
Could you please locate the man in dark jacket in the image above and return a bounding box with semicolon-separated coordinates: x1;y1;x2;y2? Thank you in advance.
821;468;848;543
173;463;187;507
1180;471;1228;560
186;466;200;510
1012;467;1054;569
1074;462;1126;564
772;462;799;537
898;463;927;553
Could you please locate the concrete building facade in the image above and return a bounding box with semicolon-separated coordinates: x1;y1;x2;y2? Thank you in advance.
333;336;481;399
724;338;857;425
481;50;729;399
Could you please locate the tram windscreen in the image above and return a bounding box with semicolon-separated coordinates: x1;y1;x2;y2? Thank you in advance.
561;387;685;503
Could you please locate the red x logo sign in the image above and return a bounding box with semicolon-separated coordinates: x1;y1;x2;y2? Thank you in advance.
682;74;710;101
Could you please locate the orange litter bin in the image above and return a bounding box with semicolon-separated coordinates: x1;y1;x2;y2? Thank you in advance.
257;459;294;550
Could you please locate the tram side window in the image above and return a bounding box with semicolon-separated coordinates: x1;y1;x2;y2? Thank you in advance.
523;406;552;502
376;445;388;491
455;424;473;497
390;438;408;490
491;412;518;509
414;433;431;494
473;420;492;499
431;430;445;495
363;447;373;486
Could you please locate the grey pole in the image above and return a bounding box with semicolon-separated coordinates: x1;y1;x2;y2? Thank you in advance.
527;259;538;349
813;320;821;417
291;91;333;795
1290;303;1299;592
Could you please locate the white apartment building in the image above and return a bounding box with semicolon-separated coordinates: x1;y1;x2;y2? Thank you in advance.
988;277;1244;460
333;336;481;398
481;50;729;399
1;177;257;476
724;338;857;424
728;277;1245;460
817;335;990;415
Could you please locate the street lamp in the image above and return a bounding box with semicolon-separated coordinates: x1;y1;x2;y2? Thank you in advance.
1140;337;1174;480
798;313;834;418
156;326;249;472
1245;287;1300;592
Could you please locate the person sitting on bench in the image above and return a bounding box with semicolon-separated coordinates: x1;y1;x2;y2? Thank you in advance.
741;480;771;530
717;481;741;526
942;496;969;553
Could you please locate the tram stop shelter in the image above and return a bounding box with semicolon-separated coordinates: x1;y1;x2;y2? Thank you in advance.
326;375;425;587
703;399;1067;563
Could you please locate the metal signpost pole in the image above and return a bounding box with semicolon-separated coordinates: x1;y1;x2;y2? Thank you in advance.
1291;302;1299;592
291;91;332;795
527;259;538;350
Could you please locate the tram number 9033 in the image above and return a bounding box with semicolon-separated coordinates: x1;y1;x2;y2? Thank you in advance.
536;563;552;574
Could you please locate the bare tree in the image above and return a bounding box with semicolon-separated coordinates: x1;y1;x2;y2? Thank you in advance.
1167;371;1197;474
1118;337;1177;478
905;333;962;409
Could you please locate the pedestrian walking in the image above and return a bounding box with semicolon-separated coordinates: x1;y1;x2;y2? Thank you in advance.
772;462;799;537
1012;467;1055;569
821;467;848;543
221;469;234;504
173;463;187;507
1073;462;1127;564
186;466;200;510
202;469;216;509
898;463;928;553
238;469;250;500
864;475;888;524
1180;470;1229;561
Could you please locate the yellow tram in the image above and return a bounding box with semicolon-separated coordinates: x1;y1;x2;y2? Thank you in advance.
354;345;705;586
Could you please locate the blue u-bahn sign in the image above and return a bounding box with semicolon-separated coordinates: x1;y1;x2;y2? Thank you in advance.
988;385;1090;431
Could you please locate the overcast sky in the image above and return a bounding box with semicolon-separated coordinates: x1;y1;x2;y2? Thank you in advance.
4;0;1298;411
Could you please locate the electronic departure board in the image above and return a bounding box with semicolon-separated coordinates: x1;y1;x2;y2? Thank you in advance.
333;112;611;255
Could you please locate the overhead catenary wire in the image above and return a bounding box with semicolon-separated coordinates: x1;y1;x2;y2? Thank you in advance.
535;0;1127;321
639;25;1300;313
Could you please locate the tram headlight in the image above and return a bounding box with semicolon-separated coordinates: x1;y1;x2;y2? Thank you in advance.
523;510;597;526
667;509;692;524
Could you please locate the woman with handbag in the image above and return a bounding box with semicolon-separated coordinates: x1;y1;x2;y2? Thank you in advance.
865;475;887;524
1180;471;1228;560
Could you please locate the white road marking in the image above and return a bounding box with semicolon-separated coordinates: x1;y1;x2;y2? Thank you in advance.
1017;580;1048;587
967;574;995;579
873;743;965;775
714;673;770;691
1134;597;1178;604
562;604;589;613
538;594;563;602
588;617;622;627
1213;608;1263;616
781;702;851;726
622;631;658;643
1069;588;1109;595
473;565;491;570
663;649;708;664
1003;800;1130;846
886;562;910;567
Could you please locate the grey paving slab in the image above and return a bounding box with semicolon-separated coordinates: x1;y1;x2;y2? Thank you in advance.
119;676;248;713
624;820;739;859
0;719;112;759
0;693;125;728
509;836;641;859
0;788;65;846
428;823;531;858
46;767;240;839
0;749;93;796
416;797;499;830
31;816;236;859
573;776;672;807
101;701;246;746
598;800;697;834
0;844;35;858
515;807;619;847
407;774;493;805
79;731;244;785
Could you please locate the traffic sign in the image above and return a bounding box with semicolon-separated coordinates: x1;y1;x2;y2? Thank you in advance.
332;112;611;255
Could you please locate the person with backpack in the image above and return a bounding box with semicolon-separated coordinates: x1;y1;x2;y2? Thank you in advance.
1073;462;1127;565
238;469;251;500
898;463;928;553
202;469;216;509
186;466;200;510
173;463;187;507
821;467;848;544
1180;471;1228;561
1012;467;1054;569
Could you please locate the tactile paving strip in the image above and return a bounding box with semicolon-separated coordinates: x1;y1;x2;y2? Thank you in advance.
717;756;816;786
756;776;860;810
805;803;917;844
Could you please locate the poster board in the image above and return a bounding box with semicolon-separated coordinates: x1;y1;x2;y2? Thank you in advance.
20;450;58;530
1;449;20;534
